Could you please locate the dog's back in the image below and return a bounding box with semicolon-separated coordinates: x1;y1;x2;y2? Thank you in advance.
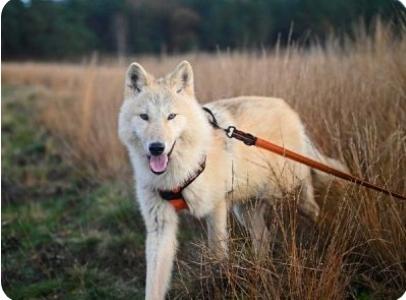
205;96;311;200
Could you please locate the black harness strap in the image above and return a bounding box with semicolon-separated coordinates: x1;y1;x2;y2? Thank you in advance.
158;107;221;208
158;157;206;202
202;106;222;129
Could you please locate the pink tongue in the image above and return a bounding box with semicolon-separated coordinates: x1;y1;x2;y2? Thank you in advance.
149;154;169;173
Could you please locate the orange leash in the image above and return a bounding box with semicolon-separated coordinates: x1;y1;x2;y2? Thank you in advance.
225;126;406;201
158;107;406;213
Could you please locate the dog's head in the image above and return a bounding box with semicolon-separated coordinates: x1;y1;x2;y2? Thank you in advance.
119;61;206;175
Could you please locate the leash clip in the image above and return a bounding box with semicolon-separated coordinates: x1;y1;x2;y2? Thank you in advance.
226;126;235;138
226;126;257;146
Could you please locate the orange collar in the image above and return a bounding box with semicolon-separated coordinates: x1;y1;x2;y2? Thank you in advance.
158;157;206;212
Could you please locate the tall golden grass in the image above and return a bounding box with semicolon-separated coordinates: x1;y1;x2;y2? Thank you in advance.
2;21;405;298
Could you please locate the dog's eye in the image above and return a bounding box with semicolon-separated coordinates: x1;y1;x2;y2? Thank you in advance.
167;113;177;120
139;114;149;121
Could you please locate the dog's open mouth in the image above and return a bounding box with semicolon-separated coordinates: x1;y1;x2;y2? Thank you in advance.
149;154;169;174
148;141;176;175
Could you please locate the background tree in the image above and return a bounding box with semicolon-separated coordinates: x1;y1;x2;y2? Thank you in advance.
2;0;405;59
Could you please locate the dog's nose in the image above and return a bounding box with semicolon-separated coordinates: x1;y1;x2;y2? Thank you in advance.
149;142;165;156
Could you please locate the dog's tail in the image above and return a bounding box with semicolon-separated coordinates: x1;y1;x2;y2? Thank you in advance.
305;138;349;184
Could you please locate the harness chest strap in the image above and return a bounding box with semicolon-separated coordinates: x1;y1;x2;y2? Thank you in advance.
157;107;221;211
158;157;206;212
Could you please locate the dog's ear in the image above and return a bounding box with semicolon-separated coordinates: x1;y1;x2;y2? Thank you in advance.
168;60;194;96
125;62;152;95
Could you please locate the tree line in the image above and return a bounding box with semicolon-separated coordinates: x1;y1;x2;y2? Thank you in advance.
2;0;405;59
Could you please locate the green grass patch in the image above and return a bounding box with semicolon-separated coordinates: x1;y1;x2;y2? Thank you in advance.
2;86;146;299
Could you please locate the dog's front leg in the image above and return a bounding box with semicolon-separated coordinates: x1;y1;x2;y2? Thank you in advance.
144;203;178;300
207;200;228;260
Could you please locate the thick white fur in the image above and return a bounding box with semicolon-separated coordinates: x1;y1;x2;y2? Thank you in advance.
118;61;347;299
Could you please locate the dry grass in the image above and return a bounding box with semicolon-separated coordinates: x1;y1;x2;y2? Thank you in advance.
2;21;405;298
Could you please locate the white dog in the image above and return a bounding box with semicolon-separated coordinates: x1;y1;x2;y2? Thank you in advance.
118;61;347;299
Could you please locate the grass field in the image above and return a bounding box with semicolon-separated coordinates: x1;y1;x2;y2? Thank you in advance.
1;86;148;298
2;22;406;299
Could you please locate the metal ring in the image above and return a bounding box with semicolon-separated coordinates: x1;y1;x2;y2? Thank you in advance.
226;126;235;138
